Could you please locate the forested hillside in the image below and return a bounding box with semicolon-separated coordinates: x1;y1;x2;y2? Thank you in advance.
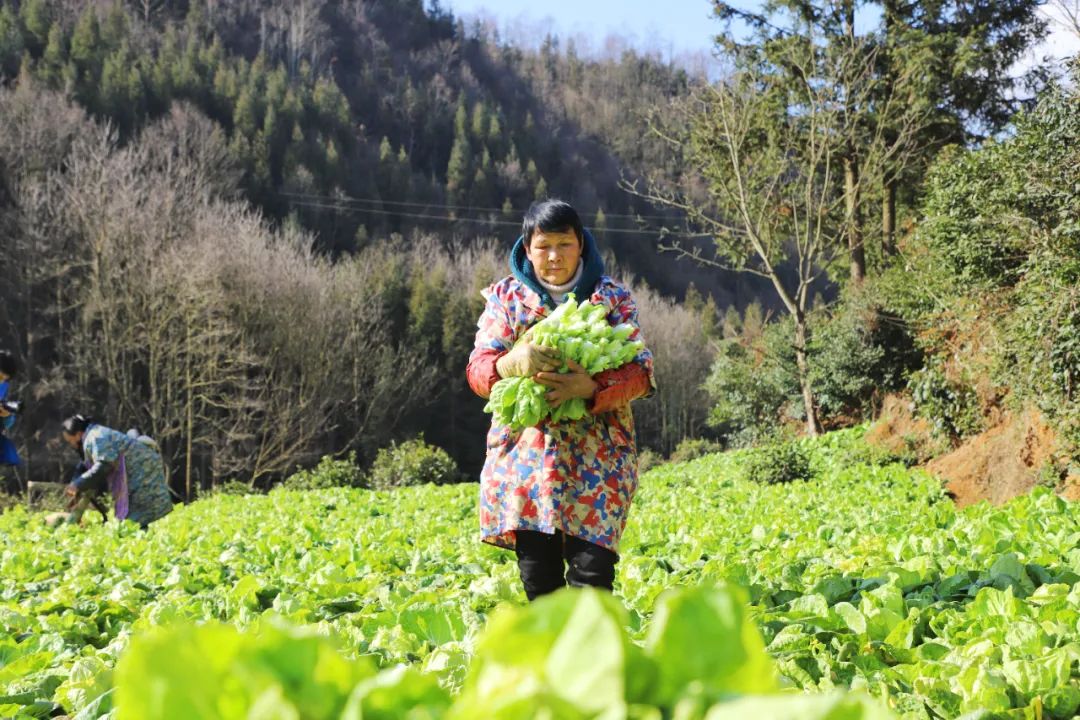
9;2;1080;717
0;0;1068;502
0;0;734;493
0;0;753;299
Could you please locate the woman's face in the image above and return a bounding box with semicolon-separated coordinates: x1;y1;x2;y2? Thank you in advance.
62;431;82;450
526;230;582;286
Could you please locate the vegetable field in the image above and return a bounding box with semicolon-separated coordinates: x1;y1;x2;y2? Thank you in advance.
3;429;1080;718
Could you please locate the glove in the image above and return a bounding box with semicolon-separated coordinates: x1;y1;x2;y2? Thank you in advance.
495;341;562;378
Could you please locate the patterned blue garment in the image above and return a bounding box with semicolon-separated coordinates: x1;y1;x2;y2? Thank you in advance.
82;424;172;527
0;381;20;466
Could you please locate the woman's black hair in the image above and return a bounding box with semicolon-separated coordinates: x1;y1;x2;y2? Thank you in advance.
0;350;18;378
62;414;96;435
522;199;584;246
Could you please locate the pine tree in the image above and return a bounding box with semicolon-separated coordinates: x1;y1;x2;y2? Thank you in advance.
262;104;282;181
324;137;341;179
721;305;743;339
593;208;607;240
150;28;178;109
487;112;502;147
355;224;370;248
0;6;26;78
252;130;272;189
471;100;488;140
701;294;720;340
453;96;468;139
233;86;259;138
742;301;764;342
100;45;133;131
445;133;471;206
283;125;304;178
471;166;492;208
684;283;704;314
98;43;144;134
227;129;252;175
40;24;67;89
70;6;101;79
313;77;349;127
534;176;548;202
265;65;288;109
101;0;129;53
378;136;395;196
396;145;412;196
19;0;50;55
173;32;201;97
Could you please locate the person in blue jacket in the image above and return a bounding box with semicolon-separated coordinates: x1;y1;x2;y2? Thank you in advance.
0;350;21;468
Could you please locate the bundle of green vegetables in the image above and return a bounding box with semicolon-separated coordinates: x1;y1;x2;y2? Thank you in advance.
483;294;644;429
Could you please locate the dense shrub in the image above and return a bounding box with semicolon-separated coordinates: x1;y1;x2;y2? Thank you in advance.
637;448;664;475
877;76;1080;451
907;360;985;441
918;145;1029;289
1002;255;1080;447
744;439;813;485
369;437;460;490
211;480;258;496
668;438;724;465
705;299;920;444
808;299;922;420
280;453;366;491
705;321;799;447
0;490;23;514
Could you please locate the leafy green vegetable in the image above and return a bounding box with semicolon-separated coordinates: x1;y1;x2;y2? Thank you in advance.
2;427;1080;718
483;294;644;429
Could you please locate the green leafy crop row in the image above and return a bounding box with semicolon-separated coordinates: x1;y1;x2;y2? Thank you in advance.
2;428;1079;718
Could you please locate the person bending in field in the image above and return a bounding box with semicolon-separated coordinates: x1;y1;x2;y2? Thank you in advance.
60;414;173;529
466;199;655;601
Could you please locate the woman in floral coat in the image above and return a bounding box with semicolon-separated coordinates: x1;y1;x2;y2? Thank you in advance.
467;199;655;600
61;414;173;528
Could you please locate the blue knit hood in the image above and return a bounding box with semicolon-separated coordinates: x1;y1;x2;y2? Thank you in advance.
510;228;605;309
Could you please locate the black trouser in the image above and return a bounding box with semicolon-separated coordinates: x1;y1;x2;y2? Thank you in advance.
514;529;618;601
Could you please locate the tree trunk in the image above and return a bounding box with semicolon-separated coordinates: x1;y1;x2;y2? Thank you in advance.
844;154;865;284
882;177;897;256
841;0;866;285
185;317;194;502
794;315;821;437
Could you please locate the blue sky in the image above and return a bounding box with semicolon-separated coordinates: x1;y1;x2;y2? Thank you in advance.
442;0;723;67
442;0;1079;78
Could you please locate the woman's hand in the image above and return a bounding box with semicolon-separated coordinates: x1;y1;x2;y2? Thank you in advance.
496;342;562;378
64;483;79;499
535;359;597;407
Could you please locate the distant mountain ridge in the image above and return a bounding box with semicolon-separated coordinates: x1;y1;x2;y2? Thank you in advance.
0;0;767;306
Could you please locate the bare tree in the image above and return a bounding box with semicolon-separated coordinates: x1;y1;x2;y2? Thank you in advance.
631;284;713;454
127;0;166;24
1047;0;1080;39
0;84;92;485
630;49;848;435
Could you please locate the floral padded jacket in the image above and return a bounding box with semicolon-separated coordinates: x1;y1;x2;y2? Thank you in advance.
467;274;655;554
